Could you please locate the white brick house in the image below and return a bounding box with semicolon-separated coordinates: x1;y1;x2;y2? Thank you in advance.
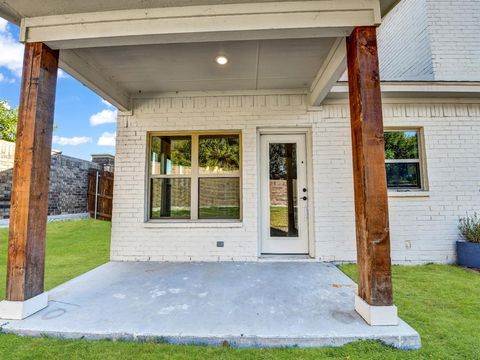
108;0;480;264
0;0;479;323
111;93;480;264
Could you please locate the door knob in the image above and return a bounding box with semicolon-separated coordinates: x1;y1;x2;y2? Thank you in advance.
302;196;307;201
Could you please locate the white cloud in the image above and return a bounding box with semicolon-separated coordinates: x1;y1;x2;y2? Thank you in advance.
52;136;92;146
58;69;68;79
0;18;8;33
0;20;68;81
89;109;117;126
101;99;115;108
97;132;116;147
0;20;24;77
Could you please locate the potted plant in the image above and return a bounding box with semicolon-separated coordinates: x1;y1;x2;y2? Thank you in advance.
457;212;480;268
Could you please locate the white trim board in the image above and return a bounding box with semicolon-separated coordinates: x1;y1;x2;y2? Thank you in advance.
309;38;347;106
326;81;480;103
20;1;381;49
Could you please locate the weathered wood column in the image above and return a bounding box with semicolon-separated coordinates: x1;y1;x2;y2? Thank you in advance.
0;43;58;319
346;27;397;325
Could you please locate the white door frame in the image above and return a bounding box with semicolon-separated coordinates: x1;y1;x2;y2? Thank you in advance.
259;131;312;255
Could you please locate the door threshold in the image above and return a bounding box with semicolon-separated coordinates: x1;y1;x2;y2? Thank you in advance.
259;254;315;262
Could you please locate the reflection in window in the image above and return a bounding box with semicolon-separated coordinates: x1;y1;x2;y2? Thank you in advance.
149;133;241;220
384;130;422;189
386;163;421;188
150;178;191;219
199;135;240;175
199;178;240;219
151;136;191;175
384;131;419;160
269;143;298;237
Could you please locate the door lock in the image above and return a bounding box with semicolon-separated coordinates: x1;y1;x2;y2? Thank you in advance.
302;188;307;192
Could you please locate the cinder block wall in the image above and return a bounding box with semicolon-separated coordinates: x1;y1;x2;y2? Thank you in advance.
112;93;480;264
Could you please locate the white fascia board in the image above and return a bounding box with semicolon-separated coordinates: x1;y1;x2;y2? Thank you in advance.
60;50;130;111
328;81;480;100
308;37;347;106
0;4;21;25
21;1;381;49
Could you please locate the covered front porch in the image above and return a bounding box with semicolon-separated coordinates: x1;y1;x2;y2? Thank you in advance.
1;0;404;337
1;261;420;349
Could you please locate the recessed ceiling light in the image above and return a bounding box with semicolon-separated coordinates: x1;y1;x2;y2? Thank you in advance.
215;55;228;65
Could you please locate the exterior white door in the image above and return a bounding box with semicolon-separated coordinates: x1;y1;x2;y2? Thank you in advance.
260;134;309;254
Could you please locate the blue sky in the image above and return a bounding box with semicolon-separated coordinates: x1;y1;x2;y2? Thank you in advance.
0;19;116;160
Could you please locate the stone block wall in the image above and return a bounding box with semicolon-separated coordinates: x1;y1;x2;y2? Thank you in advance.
0;146;103;219
92;154;115;172
47;153;101;216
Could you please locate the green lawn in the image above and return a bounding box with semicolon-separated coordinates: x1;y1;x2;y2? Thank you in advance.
0;219;111;300
0;220;479;359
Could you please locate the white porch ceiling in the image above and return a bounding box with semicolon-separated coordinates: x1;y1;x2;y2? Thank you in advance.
74;38;335;94
0;0;400;110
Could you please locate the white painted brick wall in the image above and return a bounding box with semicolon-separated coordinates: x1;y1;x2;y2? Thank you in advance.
377;0;434;80
427;0;480;81
320;101;480;264
377;0;480;81
111;93;480;264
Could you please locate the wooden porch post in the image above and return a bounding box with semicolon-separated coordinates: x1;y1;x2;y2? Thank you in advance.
0;43;58;319
346;27;397;325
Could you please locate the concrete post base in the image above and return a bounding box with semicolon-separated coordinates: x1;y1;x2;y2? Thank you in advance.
0;292;48;320
354;294;398;326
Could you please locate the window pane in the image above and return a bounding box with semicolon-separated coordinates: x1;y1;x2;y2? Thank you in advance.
269;143;298;237
384;131;419;160
199;135;240;175
151;136;191;175
386;163;421;189
151;178;191;219
199;178;240;219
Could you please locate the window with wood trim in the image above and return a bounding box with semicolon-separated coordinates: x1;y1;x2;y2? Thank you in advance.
384;129;425;190
149;133;241;220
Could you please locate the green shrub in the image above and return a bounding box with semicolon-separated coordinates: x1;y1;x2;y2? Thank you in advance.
458;212;480;243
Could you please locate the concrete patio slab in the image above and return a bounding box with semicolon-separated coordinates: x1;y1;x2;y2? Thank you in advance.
0;262;420;349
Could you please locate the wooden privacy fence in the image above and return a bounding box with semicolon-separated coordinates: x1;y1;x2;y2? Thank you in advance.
88;170;114;221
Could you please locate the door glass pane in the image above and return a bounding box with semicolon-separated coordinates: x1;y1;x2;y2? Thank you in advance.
269;143;298;237
150;178;191;219
151;136;191;175
199;135;240;175
199;178;240;219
